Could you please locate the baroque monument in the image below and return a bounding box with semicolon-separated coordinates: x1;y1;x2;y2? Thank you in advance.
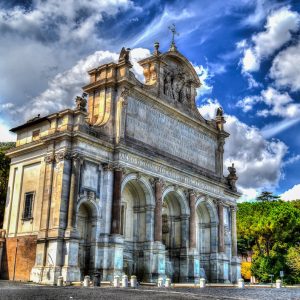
1;32;240;284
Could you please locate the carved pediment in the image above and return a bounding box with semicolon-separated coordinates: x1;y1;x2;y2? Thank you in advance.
138;49;204;120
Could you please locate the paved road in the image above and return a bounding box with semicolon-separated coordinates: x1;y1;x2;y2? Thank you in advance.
0;281;299;300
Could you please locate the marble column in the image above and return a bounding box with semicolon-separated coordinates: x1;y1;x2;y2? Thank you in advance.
154;178;163;242
189;190;196;249
67;154;80;229
111;167;123;234
231;207;238;257
218;202;225;253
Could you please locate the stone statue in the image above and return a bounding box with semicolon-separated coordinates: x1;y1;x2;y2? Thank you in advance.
174;77;184;102
119;47;131;63
216;107;224;117
227;163;238;192
164;72;174;99
75;93;87;111
215;106;225;131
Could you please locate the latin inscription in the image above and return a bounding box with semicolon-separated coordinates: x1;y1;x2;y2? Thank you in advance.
119;152;233;201
126;98;217;172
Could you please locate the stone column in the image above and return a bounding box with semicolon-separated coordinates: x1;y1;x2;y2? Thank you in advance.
231;206;238;257
145;205;155;241
154;178;163;242
67;153;80;229
218;202;225;253
189;190;196;249
111;167;123;235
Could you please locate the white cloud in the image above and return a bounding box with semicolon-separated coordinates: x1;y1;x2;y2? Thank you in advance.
237;87;300;121
130;48;152;82
281;184;300;201
270;41;300;92
0;0;133;123
258;87;300;118
236;95;260;112
198;98;220;120
240;7;300;72
0;119;16;142
199;100;288;200
242;0;283;27
242;48;260;72
224;115;287;191
194;65;213;96
283;154;300;166
17;48;150;120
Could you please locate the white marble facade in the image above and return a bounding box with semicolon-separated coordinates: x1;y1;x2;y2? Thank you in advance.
4;44;240;284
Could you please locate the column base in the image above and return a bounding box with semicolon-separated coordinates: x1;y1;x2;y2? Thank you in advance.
149;241;166;282
230;256;241;283
98;234;124;282
30;266;62;284
187;250;200;283
210;252;231;283
61;266;81;283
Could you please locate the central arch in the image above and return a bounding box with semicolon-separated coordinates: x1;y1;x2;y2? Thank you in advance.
162;188;189;283
196;197;218;281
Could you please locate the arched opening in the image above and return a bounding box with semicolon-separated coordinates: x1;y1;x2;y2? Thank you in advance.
77;202;96;280
121;179;148;281
162;191;182;283
196;200;217;281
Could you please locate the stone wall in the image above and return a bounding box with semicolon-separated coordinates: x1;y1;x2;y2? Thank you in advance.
1;235;37;281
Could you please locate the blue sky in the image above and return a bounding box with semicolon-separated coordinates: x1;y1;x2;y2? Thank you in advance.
0;0;299;201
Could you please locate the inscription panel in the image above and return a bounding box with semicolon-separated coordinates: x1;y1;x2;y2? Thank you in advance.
119;152;236;203
126;97;217;172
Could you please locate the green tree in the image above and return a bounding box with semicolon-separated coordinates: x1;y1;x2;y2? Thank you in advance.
0;142;15;228
287;245;300;277
237;200;300;283
257;191;280;202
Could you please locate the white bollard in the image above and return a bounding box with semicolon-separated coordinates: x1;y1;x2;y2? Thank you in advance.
122;275;128;288
165;278;171;288
158;277;164;287
276;279;282;289
57;276;64;287
130;275;137;288
83;275;90;287
238;278;245;289
199;278;206;288
113;275;120;288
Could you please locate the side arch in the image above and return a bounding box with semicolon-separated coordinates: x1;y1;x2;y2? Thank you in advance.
195;196;219;281
162;186;190;216
121;173;155;207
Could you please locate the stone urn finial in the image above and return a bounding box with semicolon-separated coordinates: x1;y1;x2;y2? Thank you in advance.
154;41;160;55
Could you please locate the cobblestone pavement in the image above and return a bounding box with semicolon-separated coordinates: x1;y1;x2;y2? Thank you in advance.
0;281;299;300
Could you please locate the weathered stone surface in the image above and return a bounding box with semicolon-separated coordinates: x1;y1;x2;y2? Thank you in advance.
3;45;240;284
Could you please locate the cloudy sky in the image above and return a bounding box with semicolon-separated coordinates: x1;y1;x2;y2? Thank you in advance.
0;0;299;201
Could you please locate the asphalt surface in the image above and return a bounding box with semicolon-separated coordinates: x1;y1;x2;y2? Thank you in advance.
0;281;299;300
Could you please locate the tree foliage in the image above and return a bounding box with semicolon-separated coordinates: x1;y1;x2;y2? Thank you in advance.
0;142;15;228
237;197;300;283
287;245;300;276
256;191;280;202
241;262;251;280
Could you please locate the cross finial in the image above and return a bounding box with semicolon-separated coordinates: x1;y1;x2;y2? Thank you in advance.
168;24;179;51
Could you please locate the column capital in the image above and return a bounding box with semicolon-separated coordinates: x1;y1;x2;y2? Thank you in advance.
149;177;165;188
44;154;55;164
185;189;195;197
102;162;114;171
230;205;237;212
